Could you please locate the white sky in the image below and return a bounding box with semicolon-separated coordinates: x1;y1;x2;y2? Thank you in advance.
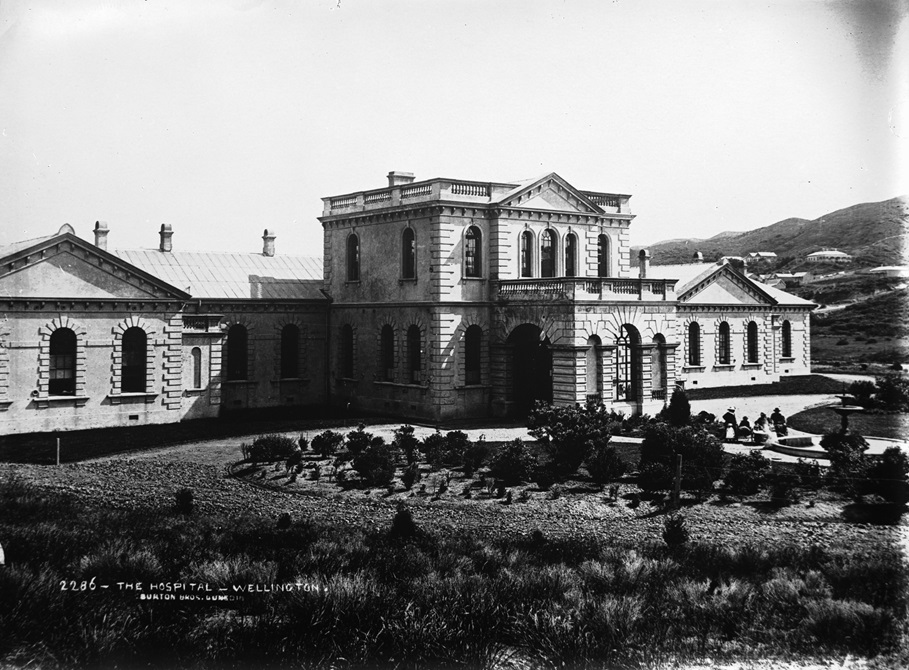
0;0;906;255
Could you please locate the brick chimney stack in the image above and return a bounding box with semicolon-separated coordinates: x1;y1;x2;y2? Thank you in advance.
387;171;415;187
262;229;276;257
159;224;173;252
93;221;109;250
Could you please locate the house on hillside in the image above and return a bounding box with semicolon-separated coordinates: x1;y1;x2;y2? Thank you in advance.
746;252;778;261
806;249;852;264
0;171;816;435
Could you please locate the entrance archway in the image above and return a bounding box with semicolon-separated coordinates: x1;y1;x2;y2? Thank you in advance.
615;324;642;402
507;324;552;414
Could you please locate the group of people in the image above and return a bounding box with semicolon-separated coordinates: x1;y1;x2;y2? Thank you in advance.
721;406;788;443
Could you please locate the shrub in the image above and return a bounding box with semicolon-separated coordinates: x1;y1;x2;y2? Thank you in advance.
874;375;909;412
867;446;909;504
285;449;303;473
768;471;800;507
488;439;537;486
346;425;377;456
462;438;492;477
794;457;823;490
174;488;194;514
443;431;471;466
352;439;396;487
420;432;448;469
276;513;291;530
311;430;344;458
246;434;298;463
821;432;871;498
393;425;420;465
640;423;724;494
297;434;309;451
638;462;673;494
847;380;876;406
663;513;689;547
724;451;771;496
388;502;418;541
401;462;420;490
585;445;627;486
528;402;621;476
666;388;691;427
531;464;558;491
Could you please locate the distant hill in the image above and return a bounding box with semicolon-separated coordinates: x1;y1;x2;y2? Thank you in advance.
638;196;908;267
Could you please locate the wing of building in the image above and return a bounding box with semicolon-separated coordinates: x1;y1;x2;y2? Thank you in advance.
0;172;816;434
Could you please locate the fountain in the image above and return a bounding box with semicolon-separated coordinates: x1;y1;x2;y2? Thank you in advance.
831;393;864;434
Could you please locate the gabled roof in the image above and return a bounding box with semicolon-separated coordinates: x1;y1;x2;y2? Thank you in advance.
0;226;192;301
490;172;607;215
114;249;325;301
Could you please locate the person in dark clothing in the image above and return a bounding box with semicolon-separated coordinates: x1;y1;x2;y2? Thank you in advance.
722;407;738;441
770;407;787;436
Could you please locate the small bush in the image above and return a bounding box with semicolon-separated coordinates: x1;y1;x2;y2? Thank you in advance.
174;488;194;515
769;471;800;507
528;402;621;476
311;430;344;458
393;425;420;465
638;462;673;494
420;432;448;469
794;457;823;490
276;513;291;530
388;502;419;541
401;462;420;490
867;446;909;504
548;484;563;500
346;425;377;456
585;445;627;486
532;464;558;491
488;439;537;486
462;439;492;477
352;439;395;487
666;388;691;427
724;451;771;496
246;434;298;463
297;434;309;451
822;432;871;498
663;513;689;547
285;449;303;473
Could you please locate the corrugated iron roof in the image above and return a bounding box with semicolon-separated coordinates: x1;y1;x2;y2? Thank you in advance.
0;232;58;260
114;249;325;301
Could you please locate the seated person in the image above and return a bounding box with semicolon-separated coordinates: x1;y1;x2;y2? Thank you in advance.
770;407;788;436
738;416;753;439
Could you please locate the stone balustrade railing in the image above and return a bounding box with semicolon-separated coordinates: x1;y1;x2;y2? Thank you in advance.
495;277;676;301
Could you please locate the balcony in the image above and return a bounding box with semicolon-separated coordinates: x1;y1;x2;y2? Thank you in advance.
494;277;678;302
323;179;517;216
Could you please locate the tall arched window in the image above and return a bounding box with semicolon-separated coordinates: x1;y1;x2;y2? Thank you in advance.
687;323;701;366
280;324;300;378
586;335;602;400
49;328;77;396
121;327;147;392
402;228;416;279
746;321;759;363
407;325;422;384
464;226;482;277
226;324;248;381
380;325;395;381
565;233;577;277
191;347;202;389
718;322;731;365
540;229;556;278
597;234;610;277
520;230;533;277
346;233;360;282
340;324;354;378
465;325;482;386
782;320;792;358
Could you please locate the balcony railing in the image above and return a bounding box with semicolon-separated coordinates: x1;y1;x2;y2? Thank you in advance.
495;277;677;301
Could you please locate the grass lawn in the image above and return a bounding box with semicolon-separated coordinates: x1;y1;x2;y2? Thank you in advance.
685;374;844;401
788;406;909;440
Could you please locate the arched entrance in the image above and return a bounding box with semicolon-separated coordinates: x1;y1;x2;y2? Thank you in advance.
507;324;552;415
615;324;642;403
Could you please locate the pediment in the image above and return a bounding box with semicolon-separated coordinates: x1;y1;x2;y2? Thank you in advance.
0;234;190;300
498;173;602;214
680;266;776;306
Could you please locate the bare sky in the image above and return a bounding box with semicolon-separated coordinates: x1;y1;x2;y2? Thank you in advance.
0;0;906;256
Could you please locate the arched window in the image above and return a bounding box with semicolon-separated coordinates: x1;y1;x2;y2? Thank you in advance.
597;234;610;277
380;325;395;381
540;228;556;278
687;323;701;366
465;325;482;386
464;226;482;278
340;324;354;378
191;347;202;389
402;228;416;279
782;320;792;358
226;325;248;381
718;322;731;365
49;328;77;396
346;233;360;282
280;324;300;378
746;321;759;363
586;335;602;400
407;325;422;384
565;233;577;277
520;230;533;277
121;327;147;392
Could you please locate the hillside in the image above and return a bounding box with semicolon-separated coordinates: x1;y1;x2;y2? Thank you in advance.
639;196;908;266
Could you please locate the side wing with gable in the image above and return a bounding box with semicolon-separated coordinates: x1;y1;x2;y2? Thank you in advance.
678;265;777;306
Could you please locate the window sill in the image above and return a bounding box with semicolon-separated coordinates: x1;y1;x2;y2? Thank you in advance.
682;366;705;372
374;381;429;390
456;384;490;390
271;378;310;384
184;388;206;396
713;364;736;370
344;280;361;286
398;277;418;284
779;357;795;362
461;276;486;282
0;399;12;411
223;380;259;386
741;363;762;369
108;392;158;405
35;395;90;408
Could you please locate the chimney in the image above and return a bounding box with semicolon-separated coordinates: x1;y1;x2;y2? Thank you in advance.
93;221;109;250
262;228;276;257
638;249;651;278
693;251;704;263
159;224;173;252
387;171;415;187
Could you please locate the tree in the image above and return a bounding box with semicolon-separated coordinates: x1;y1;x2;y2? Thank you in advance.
311;430;344;459
393;425;420;465
666;388;691;427
528;402;621;476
